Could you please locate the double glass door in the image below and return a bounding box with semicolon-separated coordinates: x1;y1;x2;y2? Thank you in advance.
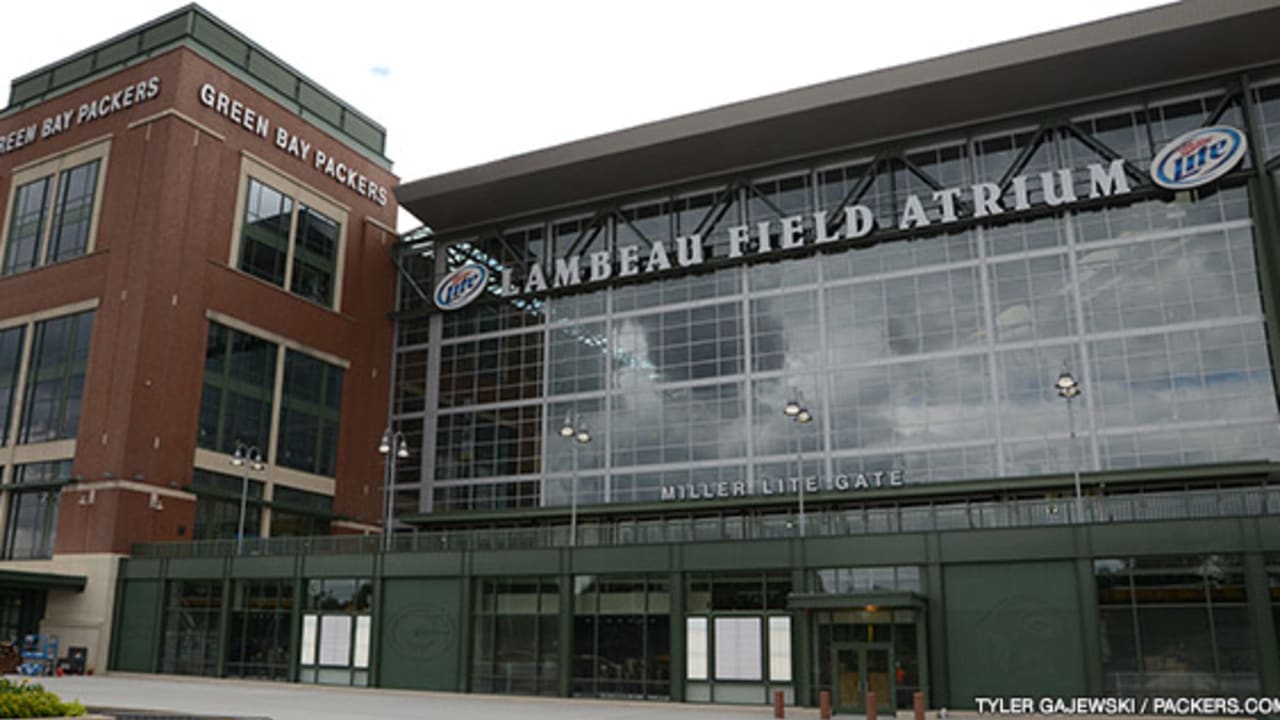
831;643;894;714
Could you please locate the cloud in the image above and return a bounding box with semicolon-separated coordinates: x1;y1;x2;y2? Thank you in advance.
370;66;391;77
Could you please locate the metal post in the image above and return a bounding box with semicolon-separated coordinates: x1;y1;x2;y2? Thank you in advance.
1067;394;1083;523
795;423;806;538
569;441;579;548
383;451;394;552
236;465;249;556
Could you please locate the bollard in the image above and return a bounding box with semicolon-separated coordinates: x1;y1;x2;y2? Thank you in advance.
867;691;877;720
820;690;832;720
774;689;785;719
914;691;925;720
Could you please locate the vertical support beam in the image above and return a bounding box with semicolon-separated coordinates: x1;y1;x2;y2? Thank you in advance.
369;551;385;687
792;563;811;707
149;559;167;673
287;555;303;681
107;562;127;671
669;559;686;701
925;536;949;708
557;566;572;697
214;563;232;677
1075;553;1103;694
457;551;474;693
1243;551;1280;694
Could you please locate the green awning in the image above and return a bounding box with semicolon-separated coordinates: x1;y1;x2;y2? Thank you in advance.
0;569;86;592
787;591;926;610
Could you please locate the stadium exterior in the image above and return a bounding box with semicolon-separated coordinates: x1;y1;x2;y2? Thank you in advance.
96;0;1280;710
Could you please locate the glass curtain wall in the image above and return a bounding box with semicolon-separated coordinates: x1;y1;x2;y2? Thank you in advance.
572;575;671;699
161;580;223;676
299;578;372;686
392;81;1280;515
471;577;559;696
225;579;293;680
685;572;793;704
1095;555;1258;696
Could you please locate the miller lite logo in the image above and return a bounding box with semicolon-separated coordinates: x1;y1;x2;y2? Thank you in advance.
433;264;488;311
1150;125;1247;190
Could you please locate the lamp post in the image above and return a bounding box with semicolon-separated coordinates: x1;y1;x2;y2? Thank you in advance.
1055;370;1084;523
783;394;814;537
379;427;410;552
558;413;592;547
230;442;264;555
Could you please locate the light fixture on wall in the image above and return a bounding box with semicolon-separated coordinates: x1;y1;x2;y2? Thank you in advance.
148;492;164;511
78;490;96;507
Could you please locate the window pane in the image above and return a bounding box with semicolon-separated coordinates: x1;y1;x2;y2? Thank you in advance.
18;310;94;444
46;160;99;262
714;616;762;680
301;614;317;665
239;178;292;287
0;326;25;445
292;205;339;306
769;616;792;681
277;350;343;476
197;322;276;453
2;176;50;275
685;617;707;680
318;615;352;666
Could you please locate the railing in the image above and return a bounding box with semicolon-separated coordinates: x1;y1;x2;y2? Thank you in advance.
132;485;1280;560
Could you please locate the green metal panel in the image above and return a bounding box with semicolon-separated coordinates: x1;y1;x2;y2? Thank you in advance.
937;527;1076;563
572;546;671;573
298;82;342;126
191;14;246;63
165;558;224;579
1243;553;1280;694
51;55;94;87
113;580;160;672
121;558;164;579
1087;519;1250;556
683;540;791;570
1259;516;1280;548
140;15;188;51
471;549;558;575
377;578;463;691
943;561;1087;705
229;556;296;578
95;36;139;68
384;552;465;577
302;554;376;577
247;50;295;96
805;533;929;566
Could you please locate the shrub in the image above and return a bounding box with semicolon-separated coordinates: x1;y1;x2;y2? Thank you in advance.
0;679;86;718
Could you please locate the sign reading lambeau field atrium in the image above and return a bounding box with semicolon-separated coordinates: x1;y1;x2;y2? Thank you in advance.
428;126;1249;503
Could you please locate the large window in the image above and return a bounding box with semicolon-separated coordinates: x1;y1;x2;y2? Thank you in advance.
15;310;94;445
299;578;372;686
0;325;23;445
277;351;342;477
226;579;293;681
1096;555;1258;697
161;580;223;677
190;468;264;541
2;461;69;560
472;576;560;696
572;575;670;699
270;486;333;537
197;320;346;480
685;573;793;703
198;322;277;454
1;143;105;276
235;165;345;309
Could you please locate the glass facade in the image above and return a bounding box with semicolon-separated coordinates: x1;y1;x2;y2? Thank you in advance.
572;575;670;699
162;580;222;676
1095;555;1258;696
1;156;100;276
226;579;293;680
392;83;1280;515
18;310;93;444
2;460;70;559
238;176;342;308
472;577;560;696
191;468;264;541
198;322;277;454
299;578;372;686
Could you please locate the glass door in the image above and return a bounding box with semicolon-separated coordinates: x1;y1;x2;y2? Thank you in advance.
831;643;895;714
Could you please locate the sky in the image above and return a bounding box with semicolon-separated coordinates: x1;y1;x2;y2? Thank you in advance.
2;1;1170;229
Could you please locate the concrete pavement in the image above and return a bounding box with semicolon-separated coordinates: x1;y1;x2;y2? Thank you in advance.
34;674;826;720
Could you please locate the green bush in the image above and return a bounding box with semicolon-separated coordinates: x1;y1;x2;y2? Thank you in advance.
0;679;85;718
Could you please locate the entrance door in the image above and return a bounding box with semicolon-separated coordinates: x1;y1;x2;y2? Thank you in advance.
831;643;894;715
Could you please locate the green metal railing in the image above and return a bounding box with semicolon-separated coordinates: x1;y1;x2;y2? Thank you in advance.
131;484;1280;559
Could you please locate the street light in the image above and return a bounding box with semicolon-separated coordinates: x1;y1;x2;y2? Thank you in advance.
784;392;815;537
379;427;410;552
1054;370;1084;523
229;441;264;556
559;412;592;547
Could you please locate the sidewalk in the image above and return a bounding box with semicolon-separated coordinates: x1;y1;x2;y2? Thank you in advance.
34;674;827;720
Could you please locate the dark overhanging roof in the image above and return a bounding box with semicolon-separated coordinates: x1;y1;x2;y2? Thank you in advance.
0;569;87;593
397;0;1280;233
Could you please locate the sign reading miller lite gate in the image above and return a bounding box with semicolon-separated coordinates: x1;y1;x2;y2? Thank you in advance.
433;128;1249;312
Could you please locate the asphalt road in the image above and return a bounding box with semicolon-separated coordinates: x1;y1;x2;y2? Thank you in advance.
34;674;822;720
